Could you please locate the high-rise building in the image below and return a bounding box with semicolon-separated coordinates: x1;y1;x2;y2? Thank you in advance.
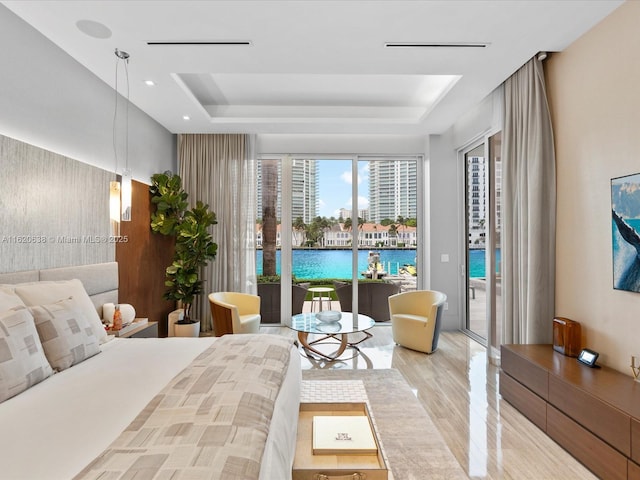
338;207;369;222
291;158;318;224
467;156;486;246
257;158;318;224
368;159;417;223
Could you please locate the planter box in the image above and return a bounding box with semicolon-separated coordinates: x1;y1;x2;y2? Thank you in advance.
258;283;309;324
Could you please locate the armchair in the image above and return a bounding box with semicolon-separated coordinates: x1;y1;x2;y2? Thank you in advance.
388;290;446;354
208;292;261;336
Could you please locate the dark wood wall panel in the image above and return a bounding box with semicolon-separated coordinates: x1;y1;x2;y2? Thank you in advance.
116;180;175;337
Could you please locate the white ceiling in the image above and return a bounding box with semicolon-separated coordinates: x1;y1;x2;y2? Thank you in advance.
2;0;623;136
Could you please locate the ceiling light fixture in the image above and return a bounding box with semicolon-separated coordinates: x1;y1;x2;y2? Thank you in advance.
384;42;488;48
183;115;190;120
144;80;155;86
110;48;132;237
146;40;251;46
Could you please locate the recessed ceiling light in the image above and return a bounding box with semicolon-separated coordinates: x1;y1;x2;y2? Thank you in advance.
183;115;190;120
76;19;112;39
144;80;155;86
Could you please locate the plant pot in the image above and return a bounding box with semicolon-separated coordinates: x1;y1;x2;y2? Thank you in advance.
174;321;200;338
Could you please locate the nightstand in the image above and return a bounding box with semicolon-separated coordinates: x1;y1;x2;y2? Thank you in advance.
111;321;158;338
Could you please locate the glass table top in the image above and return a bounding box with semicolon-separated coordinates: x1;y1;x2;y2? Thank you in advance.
285;312;375;335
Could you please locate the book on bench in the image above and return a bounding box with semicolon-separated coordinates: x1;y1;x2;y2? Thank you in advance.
312;415;378;455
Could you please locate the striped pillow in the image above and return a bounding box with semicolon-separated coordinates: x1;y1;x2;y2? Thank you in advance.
0;307;53;403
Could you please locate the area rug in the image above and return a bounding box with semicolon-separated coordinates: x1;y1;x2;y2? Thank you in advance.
302;369;468;480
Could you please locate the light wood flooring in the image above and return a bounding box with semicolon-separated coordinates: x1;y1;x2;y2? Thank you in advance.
261;325;597;480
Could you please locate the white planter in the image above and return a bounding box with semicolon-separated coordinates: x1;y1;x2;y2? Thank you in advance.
173;321;200;338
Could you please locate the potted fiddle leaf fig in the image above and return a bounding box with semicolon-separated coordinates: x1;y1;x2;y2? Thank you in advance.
150;171;218;337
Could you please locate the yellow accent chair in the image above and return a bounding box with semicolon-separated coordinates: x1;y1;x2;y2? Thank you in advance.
388;290;447;354
209;292;261;336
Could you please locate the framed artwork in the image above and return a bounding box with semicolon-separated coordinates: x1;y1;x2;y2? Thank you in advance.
611;173;640;292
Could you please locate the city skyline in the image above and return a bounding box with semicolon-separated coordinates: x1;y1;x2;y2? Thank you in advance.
258;157;418;223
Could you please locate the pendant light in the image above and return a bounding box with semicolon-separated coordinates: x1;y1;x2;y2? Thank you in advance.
110;48;132;236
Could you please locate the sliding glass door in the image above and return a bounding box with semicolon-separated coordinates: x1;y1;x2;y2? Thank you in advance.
465;142;488;341
463;132;501;354
257;155;422;324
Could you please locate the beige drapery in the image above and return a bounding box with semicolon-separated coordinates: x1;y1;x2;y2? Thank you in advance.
178;134;257;333
502;57;556;344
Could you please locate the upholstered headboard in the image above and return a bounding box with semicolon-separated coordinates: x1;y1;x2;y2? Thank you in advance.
0;262;118;318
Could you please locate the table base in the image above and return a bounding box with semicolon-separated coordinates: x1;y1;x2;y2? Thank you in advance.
297;330;373;361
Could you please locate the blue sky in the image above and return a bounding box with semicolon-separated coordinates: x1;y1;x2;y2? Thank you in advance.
317;159;369;219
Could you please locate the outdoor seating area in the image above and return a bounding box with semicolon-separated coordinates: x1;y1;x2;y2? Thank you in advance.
256;279;410;324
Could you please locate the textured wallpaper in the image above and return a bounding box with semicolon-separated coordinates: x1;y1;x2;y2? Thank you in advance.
0;134;115;273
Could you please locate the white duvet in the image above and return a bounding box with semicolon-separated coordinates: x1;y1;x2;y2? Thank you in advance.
0;337;300;480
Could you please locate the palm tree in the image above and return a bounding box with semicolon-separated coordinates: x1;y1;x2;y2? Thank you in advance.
396;215;407;245
293;216;306;246
261;159;278;276
388;223;398;246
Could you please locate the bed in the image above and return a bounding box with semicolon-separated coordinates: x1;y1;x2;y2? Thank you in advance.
0;262;301;480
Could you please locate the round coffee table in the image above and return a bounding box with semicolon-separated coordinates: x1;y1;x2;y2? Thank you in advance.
285;312;375;361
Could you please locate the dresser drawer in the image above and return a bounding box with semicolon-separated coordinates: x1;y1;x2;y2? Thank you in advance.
501;345;548;400
549;374;630;456
629;458;640;480
499;371;547;431
547;405;627;480
632;418;640;464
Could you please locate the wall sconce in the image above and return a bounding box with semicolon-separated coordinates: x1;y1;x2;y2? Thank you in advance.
110;48;132;236
121;168;132;221
110;180;121;237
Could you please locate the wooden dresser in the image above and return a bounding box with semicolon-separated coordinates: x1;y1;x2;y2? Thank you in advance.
500;344;640;480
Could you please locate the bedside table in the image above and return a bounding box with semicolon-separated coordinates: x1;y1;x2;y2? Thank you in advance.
111;321;158;338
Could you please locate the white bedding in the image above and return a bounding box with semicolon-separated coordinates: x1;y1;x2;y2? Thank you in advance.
0;337;301;480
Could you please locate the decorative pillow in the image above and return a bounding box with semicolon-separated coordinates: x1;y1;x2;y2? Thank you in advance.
0;287;26;312
0;307;54;403
29;297;100;372
14;279;108;344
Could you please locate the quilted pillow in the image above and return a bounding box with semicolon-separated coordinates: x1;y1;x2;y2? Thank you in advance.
14;279;108;344
29;297;100;372
0;307;54;403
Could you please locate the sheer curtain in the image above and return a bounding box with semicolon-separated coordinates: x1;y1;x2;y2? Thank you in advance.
502;57;556;344
179;134;257;333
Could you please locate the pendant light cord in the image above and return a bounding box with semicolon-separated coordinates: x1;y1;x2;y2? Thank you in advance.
112;55;119;177
124;58;129;173
112;48;130;178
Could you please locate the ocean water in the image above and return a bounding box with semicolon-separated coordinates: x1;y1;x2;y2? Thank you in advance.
612;217;640;290
256;248;498;279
